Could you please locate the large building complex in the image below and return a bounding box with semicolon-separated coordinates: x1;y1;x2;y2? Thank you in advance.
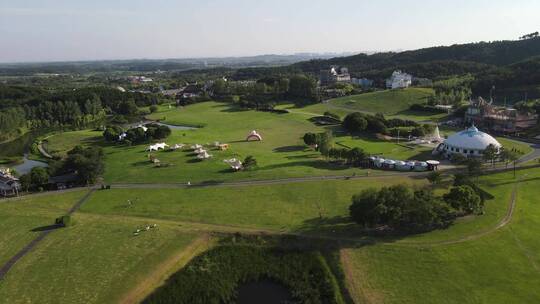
465;97;538;134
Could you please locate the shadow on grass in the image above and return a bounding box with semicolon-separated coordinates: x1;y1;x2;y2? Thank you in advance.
273;145;307;153
31;224;61;232
258;160;351;171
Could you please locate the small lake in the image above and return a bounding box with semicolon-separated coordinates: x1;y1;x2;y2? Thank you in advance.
0;132;48;174
12;154;48;175
235;279;294;304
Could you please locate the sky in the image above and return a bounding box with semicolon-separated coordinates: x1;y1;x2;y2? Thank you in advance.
0;0;539;63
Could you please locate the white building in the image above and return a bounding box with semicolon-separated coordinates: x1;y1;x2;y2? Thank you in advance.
434;126;502;158
386;70;413;89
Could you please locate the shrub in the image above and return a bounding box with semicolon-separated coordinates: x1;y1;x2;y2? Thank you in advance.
149;105;158;113
55;215;72;227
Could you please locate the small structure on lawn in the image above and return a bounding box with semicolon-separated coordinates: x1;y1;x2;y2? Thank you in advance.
191;144;203;150
218;144;229;151
224;158;243;171
246;130;262;141
171;143;185;150
197;151;212;160
147;142;169;151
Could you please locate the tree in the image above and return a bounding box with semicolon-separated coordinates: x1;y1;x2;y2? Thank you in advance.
149;105;158;113
19;173;32;192
466;158;483;177
343;112;367;133
30;167;49;188
483;144;498;166
346;147;366;166
500;149;520;178
64;146;105;184
349;188;381;227
243;155;257;170
317;131;333;158
303;133;318;147
426;171;443;187
443;185;482;215
103;126;123;142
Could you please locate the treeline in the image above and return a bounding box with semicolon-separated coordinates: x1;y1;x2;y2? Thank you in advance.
0;85;161;141
212;74;319;108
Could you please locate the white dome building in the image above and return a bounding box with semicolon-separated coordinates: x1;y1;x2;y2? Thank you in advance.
436;126;501;158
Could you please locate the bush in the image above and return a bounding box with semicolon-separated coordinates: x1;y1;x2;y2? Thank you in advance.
149;105;158;113
55;215;72;227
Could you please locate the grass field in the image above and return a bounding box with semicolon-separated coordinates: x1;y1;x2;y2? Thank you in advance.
81;176;419;234
342;167;540;303
282;88;447;122
41;102;433;184
0;191;86;266
44;129;103;156
0;192;198;304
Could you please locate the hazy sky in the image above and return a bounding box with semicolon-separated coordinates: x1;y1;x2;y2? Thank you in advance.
1;0;539;62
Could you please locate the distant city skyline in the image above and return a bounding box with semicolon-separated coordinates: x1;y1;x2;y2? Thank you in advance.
0;0;539;63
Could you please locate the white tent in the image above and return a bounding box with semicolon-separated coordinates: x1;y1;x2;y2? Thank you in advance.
224;158;243;170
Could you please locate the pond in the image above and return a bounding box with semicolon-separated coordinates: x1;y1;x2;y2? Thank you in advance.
12;154;48;175
0;132;48;174
235;279;294;304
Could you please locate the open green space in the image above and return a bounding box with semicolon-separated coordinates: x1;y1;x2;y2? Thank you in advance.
44;129;103;156
0;202;197;304
342;167;540;303
81;177;419;233
282;88;447;122
0;191;87;266
42;102;434;184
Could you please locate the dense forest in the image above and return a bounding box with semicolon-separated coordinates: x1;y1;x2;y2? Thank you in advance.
0;85;160;142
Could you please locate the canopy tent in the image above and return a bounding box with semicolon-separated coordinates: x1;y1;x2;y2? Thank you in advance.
246;130;263;141
147;142;169;151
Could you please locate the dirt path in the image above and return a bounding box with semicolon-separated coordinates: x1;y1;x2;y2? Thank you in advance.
119;234;214;304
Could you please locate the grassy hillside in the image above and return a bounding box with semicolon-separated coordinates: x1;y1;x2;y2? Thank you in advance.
327;88;435;116
342;167;540;303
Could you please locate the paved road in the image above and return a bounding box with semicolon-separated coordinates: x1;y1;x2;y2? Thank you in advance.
516;141;540;164
0;189;94;281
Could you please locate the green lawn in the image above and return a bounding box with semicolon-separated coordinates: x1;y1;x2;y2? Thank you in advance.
335;134;433;160
0;193;197;304
65;101;424;184
282;88;446;122
44;129;103;156
0;191;87;266
81;177;420;233
343;167;540;303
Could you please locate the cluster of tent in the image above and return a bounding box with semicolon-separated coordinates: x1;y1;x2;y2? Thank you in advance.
369;157;440;172
191;144;212;160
